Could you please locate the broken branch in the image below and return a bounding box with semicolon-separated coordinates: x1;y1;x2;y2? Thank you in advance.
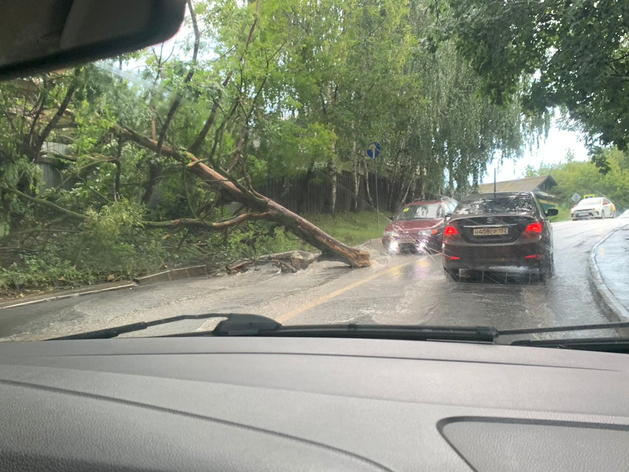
117;124;371;268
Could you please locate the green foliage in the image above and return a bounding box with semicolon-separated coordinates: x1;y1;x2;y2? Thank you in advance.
0;255;86;292
547;205;572;223
525;148;629;211
306;211;389;245
449;0;629;163
0;0;541;294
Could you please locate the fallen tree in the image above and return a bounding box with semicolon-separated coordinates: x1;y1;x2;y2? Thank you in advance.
116;125;371;268
3;135;371;268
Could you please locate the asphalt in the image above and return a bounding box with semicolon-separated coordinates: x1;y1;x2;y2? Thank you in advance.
0;219;626;342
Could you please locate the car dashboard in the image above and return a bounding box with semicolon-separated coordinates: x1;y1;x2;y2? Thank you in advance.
0;337;628;471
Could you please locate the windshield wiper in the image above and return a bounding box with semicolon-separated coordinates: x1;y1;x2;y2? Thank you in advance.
502;321;629;353
510;337;629;353
50;316;629;352
171;321;500;342
499;321;629;337
50;314;498;343
50;313;279;340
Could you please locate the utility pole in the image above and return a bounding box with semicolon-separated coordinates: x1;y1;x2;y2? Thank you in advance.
366;142;381;226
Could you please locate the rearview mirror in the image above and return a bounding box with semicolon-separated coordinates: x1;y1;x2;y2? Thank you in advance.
0;0;185;80
545;208;559;217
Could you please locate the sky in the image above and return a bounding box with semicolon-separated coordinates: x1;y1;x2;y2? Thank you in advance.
482;126;589;184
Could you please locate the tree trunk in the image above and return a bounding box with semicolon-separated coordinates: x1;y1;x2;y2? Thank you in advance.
415;176;424;201
350;148;360;212
118;127;369;268
142;164;160;205
397;178;414;209
363;159;374;207
322;159;337;215
113;135;123;201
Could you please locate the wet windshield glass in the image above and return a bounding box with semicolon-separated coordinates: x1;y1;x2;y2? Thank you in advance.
0;0;628;345
396;204;443;220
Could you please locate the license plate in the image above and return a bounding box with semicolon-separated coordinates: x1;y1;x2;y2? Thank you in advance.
399;238;415;244
473;227;508;236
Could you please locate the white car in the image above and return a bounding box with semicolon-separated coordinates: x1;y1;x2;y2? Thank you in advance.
571;197;615;220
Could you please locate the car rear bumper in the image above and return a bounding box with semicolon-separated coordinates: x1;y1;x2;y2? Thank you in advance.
443;241;547;270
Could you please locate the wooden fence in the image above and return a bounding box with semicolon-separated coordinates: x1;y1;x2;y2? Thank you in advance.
256;171;396;214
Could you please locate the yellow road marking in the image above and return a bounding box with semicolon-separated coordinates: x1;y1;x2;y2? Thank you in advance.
275;260;417;324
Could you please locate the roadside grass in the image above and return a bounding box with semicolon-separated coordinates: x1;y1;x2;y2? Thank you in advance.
304;211;390;246
0;211;387;299
548;205;572;222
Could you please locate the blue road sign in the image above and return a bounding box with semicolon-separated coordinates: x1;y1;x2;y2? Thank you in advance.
366;142;381;159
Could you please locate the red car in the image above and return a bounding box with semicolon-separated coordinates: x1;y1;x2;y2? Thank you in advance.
382;198;458;254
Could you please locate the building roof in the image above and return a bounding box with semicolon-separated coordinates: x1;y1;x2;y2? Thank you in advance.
478;175;556;193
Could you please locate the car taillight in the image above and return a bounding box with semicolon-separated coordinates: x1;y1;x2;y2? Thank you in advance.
444;225;458;237
524;222;543;234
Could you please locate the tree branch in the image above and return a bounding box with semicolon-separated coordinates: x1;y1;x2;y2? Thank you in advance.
188;0;260;155
1;187;87;221
116;125;370;267
34;70;79;156
4;184;271;233
155;0;200;156
143;212;270;230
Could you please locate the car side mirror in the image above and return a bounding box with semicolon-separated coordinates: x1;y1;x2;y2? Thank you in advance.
545;208;559;217
0;0;185;80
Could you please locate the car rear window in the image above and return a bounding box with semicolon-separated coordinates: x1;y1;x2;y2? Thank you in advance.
455;194;536;215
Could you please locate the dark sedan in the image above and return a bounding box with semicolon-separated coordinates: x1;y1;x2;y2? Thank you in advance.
442;192;557;281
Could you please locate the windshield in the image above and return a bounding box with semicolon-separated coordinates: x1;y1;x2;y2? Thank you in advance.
396;204;443;220
1;0;628;348
577;198;603;206
455;195;536;215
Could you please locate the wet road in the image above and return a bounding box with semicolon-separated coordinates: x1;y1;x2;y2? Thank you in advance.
0;219;626;341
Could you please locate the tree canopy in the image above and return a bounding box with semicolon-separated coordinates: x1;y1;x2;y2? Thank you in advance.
525;148;629;210
449;0;629;161
0;0;540;289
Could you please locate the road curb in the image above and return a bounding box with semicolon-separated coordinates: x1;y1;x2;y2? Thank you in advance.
0;264;214;311
0;281;138;311
587;228;629;323
134;265;209;285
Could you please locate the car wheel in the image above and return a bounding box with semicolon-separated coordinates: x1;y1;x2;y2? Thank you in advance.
550;253;555;277
539;256;554;282
444;267;459;281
